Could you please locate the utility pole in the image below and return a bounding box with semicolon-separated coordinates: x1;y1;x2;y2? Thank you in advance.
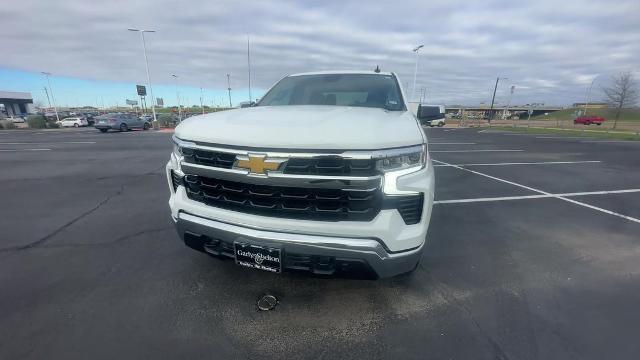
411;44;424;102
200;87;205;115
226;74;232;108
41;72;59;122
488;77;507;122
247;35;252;104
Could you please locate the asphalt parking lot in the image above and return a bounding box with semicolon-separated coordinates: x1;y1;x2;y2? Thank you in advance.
1;127;639;359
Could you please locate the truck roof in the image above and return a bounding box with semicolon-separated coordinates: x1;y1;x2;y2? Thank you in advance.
289;70;395;77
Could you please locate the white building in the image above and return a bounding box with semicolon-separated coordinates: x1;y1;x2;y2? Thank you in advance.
0;91;35;117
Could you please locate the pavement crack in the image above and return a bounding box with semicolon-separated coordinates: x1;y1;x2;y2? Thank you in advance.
431;278;512;360
42;226;172;249
0;164;166;254
0;184;126;253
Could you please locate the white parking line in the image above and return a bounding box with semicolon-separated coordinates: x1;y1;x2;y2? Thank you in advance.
435;189;640;204
430;149;523;153
580;140;640;143
432;159;640;224
0;148;52;152
433;160;601;167
0;141;96;145
535;136;594;139
429;142;477;145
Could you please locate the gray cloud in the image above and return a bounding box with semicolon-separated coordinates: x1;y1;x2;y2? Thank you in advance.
1;0;639;105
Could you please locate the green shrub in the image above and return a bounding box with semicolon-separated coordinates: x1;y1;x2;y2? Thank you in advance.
157;114;176;127
27;115;47;129
0;119;16;130
47;121;60;129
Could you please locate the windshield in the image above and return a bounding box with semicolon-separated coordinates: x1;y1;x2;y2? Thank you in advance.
258;74;405;111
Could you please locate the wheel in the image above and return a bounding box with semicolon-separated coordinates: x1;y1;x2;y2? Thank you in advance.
143;122;150;130
438;122;445;127
119;123;128;132
585;122;591;125
99;129;108;133
73;123;79;128
596;123;601;126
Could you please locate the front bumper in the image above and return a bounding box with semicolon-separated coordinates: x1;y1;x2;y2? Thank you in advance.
94;124;115;130
174;211;424;278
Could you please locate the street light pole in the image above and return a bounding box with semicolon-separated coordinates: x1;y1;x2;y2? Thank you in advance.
128;28;157;129
411;44;424;102
488;77;507;123
226;74;232;108
200;87;205;115
247;35;252;104
584;77;597;116
171;74;181;121
43;87;51;108
504;85;515;121
41;72;60;122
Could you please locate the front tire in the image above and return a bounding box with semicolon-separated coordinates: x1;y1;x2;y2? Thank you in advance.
73;123;79;128
143;122;150;130
438;122;445;127
119;123;128;132
99;129;108;133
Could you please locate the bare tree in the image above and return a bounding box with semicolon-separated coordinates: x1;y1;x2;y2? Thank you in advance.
602;71;638;129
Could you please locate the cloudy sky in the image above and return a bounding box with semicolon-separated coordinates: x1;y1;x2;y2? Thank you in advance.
1;0;639;107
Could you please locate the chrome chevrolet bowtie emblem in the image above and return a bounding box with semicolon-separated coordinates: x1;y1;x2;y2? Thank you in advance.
234;154;286;175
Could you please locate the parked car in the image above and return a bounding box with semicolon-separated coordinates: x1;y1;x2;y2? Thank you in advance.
168;70;435;279
417;104;446;127
574;116;605;125
139;114;154;122
83;113;96;126
94;113;151;132
57;117;88;127
8;116;26;123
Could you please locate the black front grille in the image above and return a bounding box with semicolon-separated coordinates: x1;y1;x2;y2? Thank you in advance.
181;147;377;176
182;148;236;169
183;175;381;221
284;157;377;176
394;194;424;225
171;170;183;191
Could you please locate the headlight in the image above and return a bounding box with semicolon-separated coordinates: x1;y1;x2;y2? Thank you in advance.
377;144;427;195
375;145;426;173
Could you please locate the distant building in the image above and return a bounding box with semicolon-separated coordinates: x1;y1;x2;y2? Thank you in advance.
572;102;609;109
0;91;34;117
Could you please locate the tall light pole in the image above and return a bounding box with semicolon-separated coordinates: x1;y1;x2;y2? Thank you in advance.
127;28;157;128
41;72;60;122
503;85;515;120
247;35;252;104
226;74;232;108
200;87;205;115
488;77;508;122
171;74;182;121
411;44;424;102
583;76;599;116
43;87;52;108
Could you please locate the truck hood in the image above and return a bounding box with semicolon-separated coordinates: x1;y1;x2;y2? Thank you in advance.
174;105;424;150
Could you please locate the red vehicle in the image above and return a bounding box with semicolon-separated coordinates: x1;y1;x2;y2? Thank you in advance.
574;116;605;125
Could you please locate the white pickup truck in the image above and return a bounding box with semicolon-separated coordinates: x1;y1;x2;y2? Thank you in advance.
167;70;435;278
